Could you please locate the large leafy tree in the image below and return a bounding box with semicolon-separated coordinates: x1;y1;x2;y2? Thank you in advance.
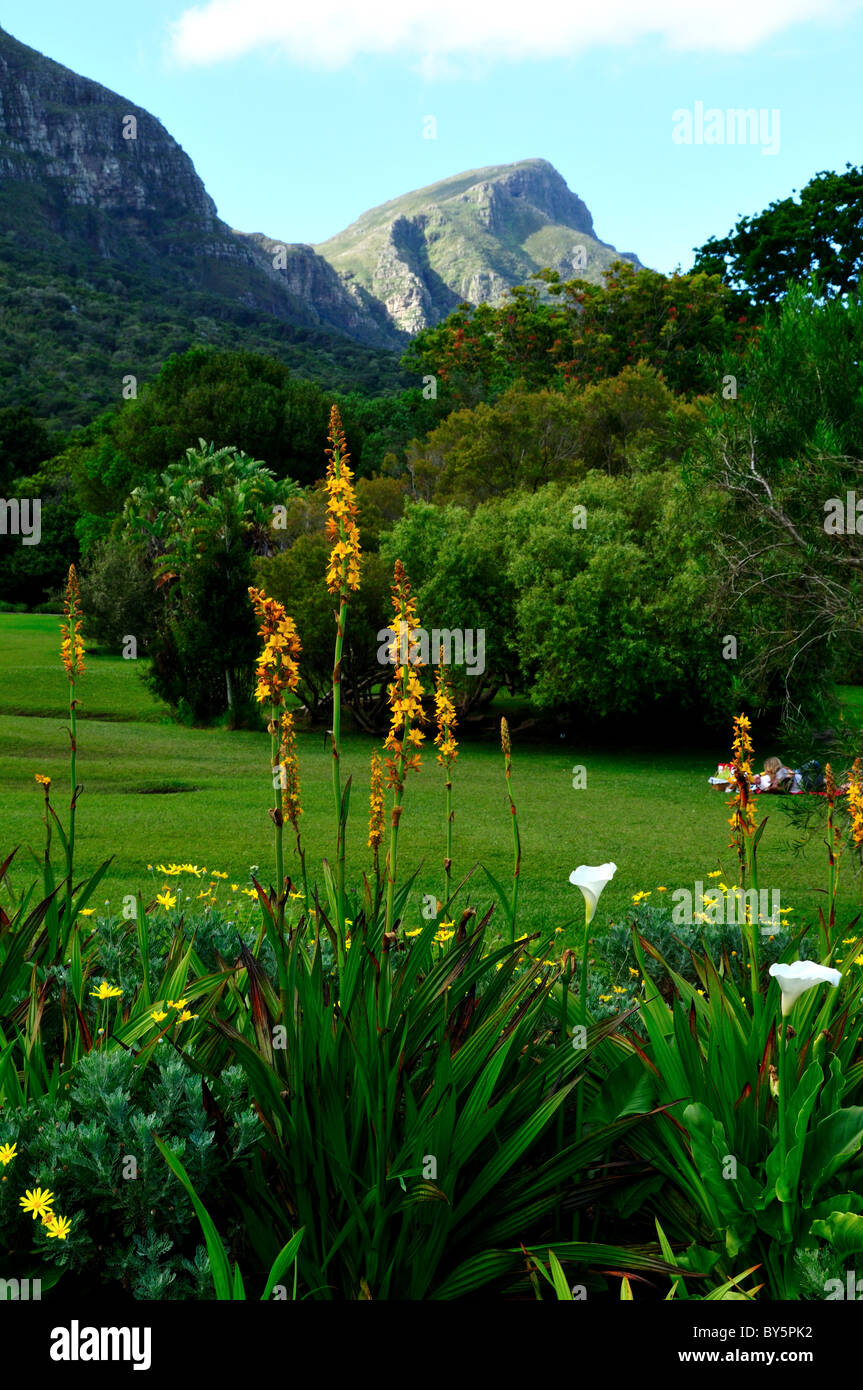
689;284;863;719
124;442;301;723
691;164;863;307
404;365;705;507
379;477;731;729
112;347;332;486
402;262;745;405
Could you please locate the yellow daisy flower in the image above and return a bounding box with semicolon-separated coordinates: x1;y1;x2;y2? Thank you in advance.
44;1212;72;1240
89;981;122;1000
20;1187;54;1219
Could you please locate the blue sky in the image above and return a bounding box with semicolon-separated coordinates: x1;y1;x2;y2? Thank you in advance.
3;0;862;272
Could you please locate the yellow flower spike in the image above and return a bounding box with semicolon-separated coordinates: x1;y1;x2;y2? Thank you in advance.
848;759;863;848
249;588;302;709
368;749;385;853
324;405;362;595
278;709;303;831
384;563;426;791
60;566;86;679
20;1187;55;1219
433;660;459;769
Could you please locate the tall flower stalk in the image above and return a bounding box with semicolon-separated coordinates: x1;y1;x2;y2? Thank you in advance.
433;655;458;907
60;565;85;923
728;713;761;1021
368;749;385;895
848;758;863;854
324;405;361;940
279;710;308;911
500;718;521;943
823;763;841;953
249;586;302;937
383;560;425;935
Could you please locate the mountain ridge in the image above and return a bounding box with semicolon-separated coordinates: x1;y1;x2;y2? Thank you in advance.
0;25;644;423
313;157;643;333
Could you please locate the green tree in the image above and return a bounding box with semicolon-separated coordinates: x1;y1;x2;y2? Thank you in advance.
691;164;863;306
112;348;333;486
688;284;863;719
403;263;745;405
403;365;705;507
380;478;734;729
0;405;56;492
124;442;301;723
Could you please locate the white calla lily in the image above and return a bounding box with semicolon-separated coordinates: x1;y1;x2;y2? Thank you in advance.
569;863;617;925
768;960;841;1016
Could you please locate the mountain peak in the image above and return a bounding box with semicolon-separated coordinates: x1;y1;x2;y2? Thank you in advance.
314;159;640;334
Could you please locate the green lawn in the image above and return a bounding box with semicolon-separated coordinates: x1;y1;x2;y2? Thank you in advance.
1;614;859;940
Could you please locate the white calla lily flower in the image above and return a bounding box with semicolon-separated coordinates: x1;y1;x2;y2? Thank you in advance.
569;863;617;925
768;960;841;1016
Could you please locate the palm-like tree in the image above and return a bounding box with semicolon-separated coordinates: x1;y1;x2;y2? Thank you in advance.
126;442;302;716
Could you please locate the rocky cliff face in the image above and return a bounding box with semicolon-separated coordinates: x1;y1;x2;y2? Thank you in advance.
0;26;402;348
0;27;218;246
315;159;643;335
0;23;646;415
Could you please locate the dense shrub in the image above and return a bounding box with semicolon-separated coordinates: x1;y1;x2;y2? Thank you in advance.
0;1049;261;1300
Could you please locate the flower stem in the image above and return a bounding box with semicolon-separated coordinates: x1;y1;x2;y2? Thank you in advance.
575;903;590;1143
444;775;453;906
385;768;405;935
270;705;285;934
776;1017;794;1241
66;677;77;923
331;594;348;938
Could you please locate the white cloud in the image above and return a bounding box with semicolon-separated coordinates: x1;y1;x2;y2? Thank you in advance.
167;0;862;69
